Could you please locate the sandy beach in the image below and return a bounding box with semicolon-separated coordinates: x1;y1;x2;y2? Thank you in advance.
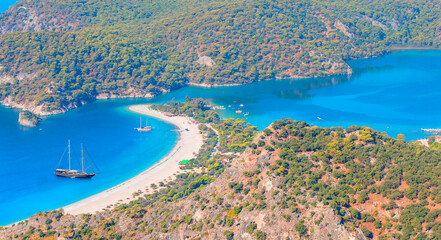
62;104;203;215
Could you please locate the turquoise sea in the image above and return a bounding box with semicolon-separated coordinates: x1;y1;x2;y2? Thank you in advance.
0;0;18;13
1;50;441;225
1;1;441;223
160;50;441;141
0;102;178;225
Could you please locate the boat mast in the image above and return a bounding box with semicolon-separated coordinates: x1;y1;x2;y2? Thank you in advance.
68;140;71;171
81;143;84;173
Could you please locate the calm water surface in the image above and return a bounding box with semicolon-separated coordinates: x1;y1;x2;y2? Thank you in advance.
0;0;19;13
159;50;441;140
0;49;440;225
0;102;178;225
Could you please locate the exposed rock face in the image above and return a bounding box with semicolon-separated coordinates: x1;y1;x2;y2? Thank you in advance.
196;55;216;67
0;5;81;34
389;18;400;31
1;96;71;116
95;89;155;100
187;82;241;87
347;66;353;75
334;19;354;38
0;130;368;239
18;111;38;127
1;86;157;117
0;69;36;85
362;15;388;30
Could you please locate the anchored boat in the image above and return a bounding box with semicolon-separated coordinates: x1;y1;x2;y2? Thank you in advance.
55;140;96;179
135;117;152;132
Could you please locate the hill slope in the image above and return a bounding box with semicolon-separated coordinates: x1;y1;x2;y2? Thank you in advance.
2;116;441;239
1;0;441;113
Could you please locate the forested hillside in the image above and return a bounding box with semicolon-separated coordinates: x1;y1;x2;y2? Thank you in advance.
3;116;441;239
1;0;441;113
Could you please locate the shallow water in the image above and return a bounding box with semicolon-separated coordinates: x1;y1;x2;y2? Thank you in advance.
158;50;441;141
0;101;178;225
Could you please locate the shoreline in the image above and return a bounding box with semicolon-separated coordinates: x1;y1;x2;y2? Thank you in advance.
187;82;243;88
61;104;203;215
2;47;437;118
390;46;441;51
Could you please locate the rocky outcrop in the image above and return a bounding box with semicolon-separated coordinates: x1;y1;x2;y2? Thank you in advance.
0;128;368;239
153;147;366;240
95;88;155;100
18;111;39;127
1;96;70;116
389;18;400;31
1;86;157;118
0;4;81;34
334;19;354;38
362;15;388;30
187;82;241;88
196;55;216;67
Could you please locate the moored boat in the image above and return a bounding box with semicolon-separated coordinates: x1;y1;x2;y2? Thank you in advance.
135;117;152;132
55;140;96;179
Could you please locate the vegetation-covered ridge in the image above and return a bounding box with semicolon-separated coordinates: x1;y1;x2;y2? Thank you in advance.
3;115;441;239
1;0;441;113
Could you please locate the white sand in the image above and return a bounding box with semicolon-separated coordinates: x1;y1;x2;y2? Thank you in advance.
62;104;203;215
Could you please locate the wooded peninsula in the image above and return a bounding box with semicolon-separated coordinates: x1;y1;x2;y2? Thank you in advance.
1;0;441;113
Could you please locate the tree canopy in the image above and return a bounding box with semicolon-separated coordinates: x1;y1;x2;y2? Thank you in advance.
1;0;441;111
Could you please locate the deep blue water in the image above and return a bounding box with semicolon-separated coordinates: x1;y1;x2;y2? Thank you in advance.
1;50;441;225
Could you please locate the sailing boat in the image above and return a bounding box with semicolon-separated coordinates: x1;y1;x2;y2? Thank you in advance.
135;117;152;132
55;140;96;178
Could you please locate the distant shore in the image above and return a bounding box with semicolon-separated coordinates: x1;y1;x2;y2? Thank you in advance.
187;82;242;88
390;46;441;51
62;104;203;215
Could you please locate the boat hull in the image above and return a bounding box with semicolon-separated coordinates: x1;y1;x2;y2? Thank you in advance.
135;127;152;132
55;171;96;179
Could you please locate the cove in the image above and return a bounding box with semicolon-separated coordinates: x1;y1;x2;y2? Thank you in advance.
0;101;178;225
0;50;440;225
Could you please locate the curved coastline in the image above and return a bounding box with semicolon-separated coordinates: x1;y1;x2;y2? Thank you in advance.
62;104;203;215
